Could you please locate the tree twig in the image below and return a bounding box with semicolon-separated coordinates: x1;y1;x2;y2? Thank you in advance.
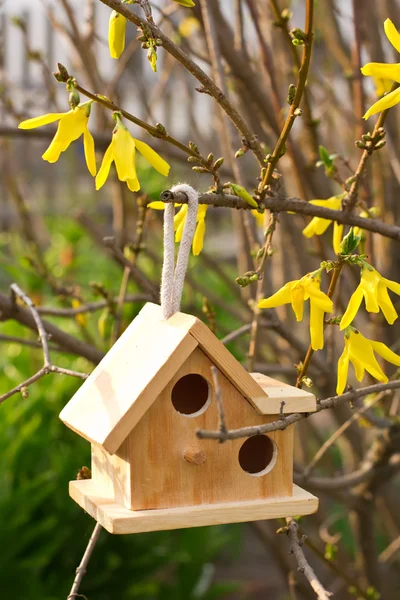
259;0;315;192
302;392;391;477
67;523;102;600
286;518;332;600
0;285;88;405
159;190;400;241
197;380;400;441
343;82;399;212
11;284;51;366
91;0;266;164
0;292;104;364
210;366;228;439
37;294;151;317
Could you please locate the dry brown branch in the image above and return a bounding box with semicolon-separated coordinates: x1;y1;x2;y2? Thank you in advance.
159;190;400;241
0;291;103;364
37;294;151;317
0;285;88;405
259;0;314;191
67;523;102;600
210;365;228;438
97;0;266;164
286;518;332;600
302;393;392;477
343;82;399;212
197;380;400;441
295;453;400;492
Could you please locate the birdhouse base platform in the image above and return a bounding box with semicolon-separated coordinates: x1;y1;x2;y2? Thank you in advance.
70;480;318;535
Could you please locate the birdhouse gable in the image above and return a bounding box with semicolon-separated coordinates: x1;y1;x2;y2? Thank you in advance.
60;303;198;454
60;303;268;455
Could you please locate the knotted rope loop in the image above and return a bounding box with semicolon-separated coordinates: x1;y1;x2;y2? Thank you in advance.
160;184;199;320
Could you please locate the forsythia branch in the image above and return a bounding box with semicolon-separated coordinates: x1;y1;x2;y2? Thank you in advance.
97;0;266;165
160;190;400;242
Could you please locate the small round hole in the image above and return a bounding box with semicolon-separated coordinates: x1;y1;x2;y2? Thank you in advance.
238;435;277;476
171;374;211;417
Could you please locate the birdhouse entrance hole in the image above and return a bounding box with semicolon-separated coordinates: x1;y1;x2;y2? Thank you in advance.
171;373;211;416
238;435;277;476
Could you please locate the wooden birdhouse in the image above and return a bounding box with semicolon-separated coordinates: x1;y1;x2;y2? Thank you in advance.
60;303;318;534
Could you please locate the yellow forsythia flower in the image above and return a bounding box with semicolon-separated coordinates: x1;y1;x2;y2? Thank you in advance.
96;115;170;192
177;204;208;255
373;77;393;97
258;272;333;350
148;202;208;255
337;327;400;394
179;16;200;38
302;195;344;254
340;265;400;329
109;10;126;59
173;0;195;7
72;299;88;327
18;102;96;176
361;19;400;119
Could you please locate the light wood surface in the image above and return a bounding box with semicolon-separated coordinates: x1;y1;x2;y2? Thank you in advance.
125;348;293;510
60;303;312;464
188;317;269;403
70;479;319;534
60;303;198;454
91;442;132;507
250;373;317;414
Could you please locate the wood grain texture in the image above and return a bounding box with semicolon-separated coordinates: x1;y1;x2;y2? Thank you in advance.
250;373;317;414
91;442;131;507
126;348;293;510
60;303;198;454
189;318;269;404
69;479;319;534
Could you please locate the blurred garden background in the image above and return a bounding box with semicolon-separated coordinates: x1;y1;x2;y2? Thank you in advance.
1;1;400;599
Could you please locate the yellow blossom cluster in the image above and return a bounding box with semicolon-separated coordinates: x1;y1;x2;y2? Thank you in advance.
302;19;400;255
258;271;332;351
108;1;195;61
258;255;400;394
19;106;170;193
361;19;400;119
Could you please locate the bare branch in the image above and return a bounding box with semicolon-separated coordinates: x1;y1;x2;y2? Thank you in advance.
197;380;400;441
0;285;88;405
0;292;104;364
159;190;400;242
210;366;228;439
97;0;265;164
37;294;151;317
302;393;391;477
286;518;332;600
10;284;51;366
67;523;102;600
295;453;400;492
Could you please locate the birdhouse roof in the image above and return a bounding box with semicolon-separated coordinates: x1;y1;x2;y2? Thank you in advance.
59;303;270;454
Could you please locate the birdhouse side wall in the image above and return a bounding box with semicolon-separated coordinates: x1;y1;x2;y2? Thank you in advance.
91;442;132;507
125;348;294;510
